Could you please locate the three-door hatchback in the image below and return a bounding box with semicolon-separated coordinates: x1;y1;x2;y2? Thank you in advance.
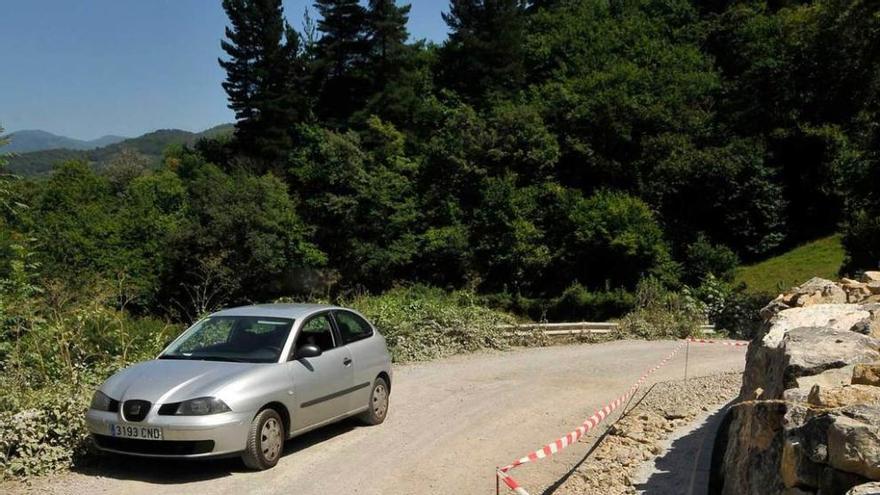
85;303;392;470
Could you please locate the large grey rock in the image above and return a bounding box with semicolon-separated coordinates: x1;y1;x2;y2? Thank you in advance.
743;321;880;401
783;328;880;393
721;401;788;495
828;415;880;480
798;365;856;391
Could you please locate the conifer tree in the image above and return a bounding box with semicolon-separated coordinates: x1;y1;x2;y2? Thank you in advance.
367;0;411;88
220;0;308;163
439;0;528;102
313;0;371;125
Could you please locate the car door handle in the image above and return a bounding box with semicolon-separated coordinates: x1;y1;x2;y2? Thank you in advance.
343;358;352;366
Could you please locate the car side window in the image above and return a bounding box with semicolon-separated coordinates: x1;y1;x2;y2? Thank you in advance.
294;314;336;355
334;311;373;345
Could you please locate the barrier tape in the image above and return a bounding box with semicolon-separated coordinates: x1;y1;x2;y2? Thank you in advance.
686;337;749;347
496;341;687;494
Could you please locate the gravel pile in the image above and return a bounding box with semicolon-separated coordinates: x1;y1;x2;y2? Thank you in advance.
556;372;742;495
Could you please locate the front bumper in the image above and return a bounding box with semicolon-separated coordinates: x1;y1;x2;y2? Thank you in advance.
86;408;254;458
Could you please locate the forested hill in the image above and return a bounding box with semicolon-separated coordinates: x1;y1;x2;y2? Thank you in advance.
0;130;126;153
6;123;233;176
2;0;880;322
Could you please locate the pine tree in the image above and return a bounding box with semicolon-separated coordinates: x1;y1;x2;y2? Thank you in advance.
313;0;371;125
367;0;411;89
220;0;308;164
439;0;528;102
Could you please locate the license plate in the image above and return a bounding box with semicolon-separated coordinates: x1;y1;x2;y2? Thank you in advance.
109;423;163;440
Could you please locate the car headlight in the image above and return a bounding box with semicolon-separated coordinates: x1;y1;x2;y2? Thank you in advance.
90;390;117;411
173;397;231;415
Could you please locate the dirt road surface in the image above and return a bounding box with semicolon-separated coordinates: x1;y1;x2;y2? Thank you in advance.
12;340;745;495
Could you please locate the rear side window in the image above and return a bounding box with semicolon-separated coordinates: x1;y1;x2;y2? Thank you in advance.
334;311;373;344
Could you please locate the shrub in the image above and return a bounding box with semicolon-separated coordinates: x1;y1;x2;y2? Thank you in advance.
689;274;766;339
546;284;635;322
0;382;93;479
683;234;739;285
346;285;517;362
841;209;880;275
481;285;635;322
0;284;177;480
618;277;705;339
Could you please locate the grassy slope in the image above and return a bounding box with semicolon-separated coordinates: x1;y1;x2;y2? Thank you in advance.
734;234;845;295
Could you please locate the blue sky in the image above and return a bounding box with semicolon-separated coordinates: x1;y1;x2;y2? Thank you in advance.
0;1;448;140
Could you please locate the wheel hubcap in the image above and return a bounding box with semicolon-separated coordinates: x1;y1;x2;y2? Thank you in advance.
372;383;388;419
261;417;282;462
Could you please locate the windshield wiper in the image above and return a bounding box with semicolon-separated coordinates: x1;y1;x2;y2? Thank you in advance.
196;356;246;363
158;354;246;362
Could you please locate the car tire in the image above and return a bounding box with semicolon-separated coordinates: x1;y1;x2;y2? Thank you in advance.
359;376;390;426
242;408;284;470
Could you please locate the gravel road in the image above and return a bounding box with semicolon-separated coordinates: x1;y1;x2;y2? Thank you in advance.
9;340;745;495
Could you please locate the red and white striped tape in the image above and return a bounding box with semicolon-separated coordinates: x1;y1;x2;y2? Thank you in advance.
686;337;749;347
496;341;687;493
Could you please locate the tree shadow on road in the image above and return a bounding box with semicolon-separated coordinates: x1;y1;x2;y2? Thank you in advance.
72;417;361;484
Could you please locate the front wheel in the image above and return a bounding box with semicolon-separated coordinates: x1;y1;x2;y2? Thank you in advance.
242;408;284;470
359;377;389;425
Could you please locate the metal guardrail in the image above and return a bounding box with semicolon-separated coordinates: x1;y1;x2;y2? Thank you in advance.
499;321;716;337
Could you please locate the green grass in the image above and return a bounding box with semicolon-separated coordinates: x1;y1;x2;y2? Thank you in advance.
734;235;845;295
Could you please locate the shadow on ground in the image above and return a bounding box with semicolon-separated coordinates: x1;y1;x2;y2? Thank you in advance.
72;417;361;484
632;401;733;495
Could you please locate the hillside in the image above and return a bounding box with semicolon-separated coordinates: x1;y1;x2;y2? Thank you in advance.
5;123;234;176
0;130;126;153
733;235;845;295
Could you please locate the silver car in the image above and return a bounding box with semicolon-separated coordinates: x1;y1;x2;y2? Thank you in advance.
85;303;392;470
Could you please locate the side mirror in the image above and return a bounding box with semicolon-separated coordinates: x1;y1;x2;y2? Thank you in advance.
295;344;322;359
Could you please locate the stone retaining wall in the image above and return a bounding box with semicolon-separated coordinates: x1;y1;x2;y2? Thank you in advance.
717;272;880;495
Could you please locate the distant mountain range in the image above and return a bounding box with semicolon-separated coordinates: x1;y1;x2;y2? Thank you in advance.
1;130;128;153
2;124;234;176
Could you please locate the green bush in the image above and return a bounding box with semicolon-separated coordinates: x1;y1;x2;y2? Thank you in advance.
0;284;177;479
546;284;635;322
689;275;767;339
842;209;880;275
481;286;635;323
0;383;93;479
346;285;518;362
618;277;705;339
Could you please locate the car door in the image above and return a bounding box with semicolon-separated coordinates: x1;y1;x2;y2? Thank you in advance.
332;310;379;412
287;312;354;431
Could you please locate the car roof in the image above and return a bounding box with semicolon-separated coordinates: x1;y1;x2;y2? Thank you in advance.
209;303;343;320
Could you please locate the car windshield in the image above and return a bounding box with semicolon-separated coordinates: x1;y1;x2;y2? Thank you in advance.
160;316;294;363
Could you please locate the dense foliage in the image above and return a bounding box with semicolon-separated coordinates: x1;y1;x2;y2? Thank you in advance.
6;0;879;318
2;0;880;478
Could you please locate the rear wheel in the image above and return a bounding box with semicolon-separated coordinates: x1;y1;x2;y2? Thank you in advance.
359;376;389;425
242;408;284;470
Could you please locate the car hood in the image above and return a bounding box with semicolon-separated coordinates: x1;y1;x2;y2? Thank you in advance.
101;359;265;405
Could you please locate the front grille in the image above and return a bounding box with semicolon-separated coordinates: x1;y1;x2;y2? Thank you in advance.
122;400;151;422
93;435;215;456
